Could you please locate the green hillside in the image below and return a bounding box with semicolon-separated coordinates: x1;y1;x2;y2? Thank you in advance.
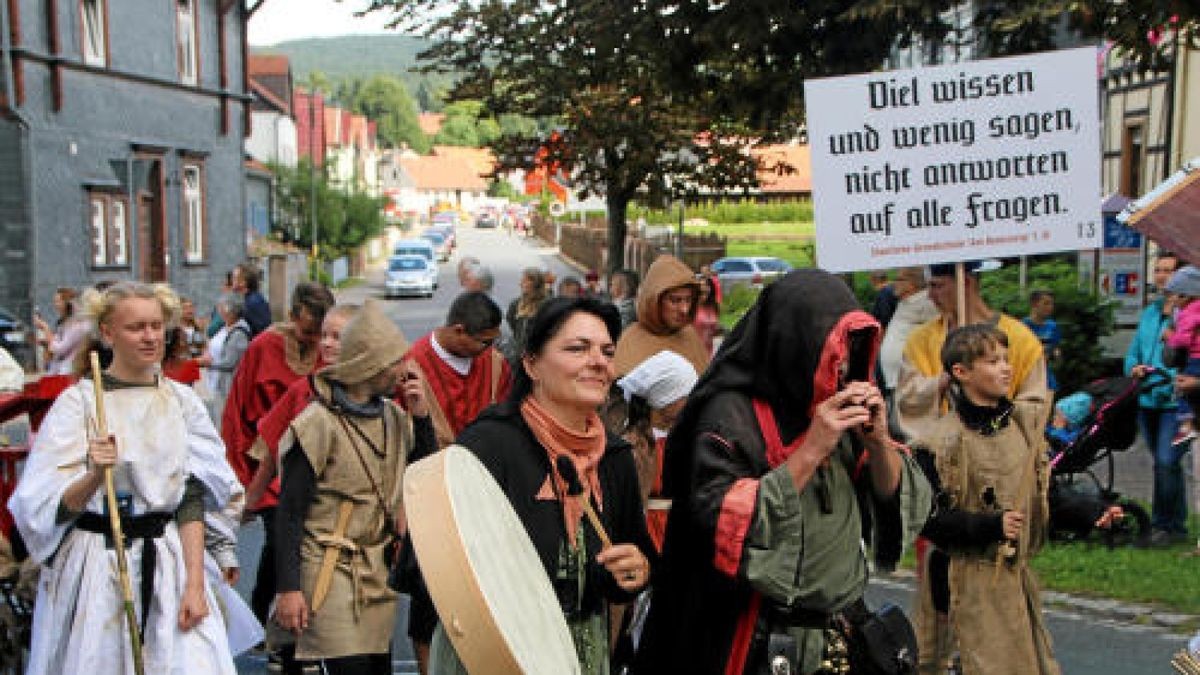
259;34;454;102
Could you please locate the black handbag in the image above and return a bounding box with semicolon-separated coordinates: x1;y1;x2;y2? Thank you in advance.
840;601;918;675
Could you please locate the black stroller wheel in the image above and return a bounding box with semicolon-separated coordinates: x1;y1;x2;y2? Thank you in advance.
1107;499;1152;548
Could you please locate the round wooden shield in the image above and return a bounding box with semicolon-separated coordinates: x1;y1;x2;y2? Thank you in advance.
404;445;580;675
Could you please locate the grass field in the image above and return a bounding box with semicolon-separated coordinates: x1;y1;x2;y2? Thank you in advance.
683;221;815;239
895;513;1200;617
725;240;816;268
1030;538;1200;616
680;219;816;268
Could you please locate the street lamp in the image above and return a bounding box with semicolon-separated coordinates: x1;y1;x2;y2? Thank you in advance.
310;90;319;279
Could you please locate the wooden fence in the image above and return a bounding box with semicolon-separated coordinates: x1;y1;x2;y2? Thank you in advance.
532;215;726;279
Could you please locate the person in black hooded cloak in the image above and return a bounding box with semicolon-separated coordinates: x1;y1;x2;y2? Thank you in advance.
631;269;931;675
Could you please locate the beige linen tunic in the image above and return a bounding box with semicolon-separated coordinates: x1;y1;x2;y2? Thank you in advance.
915;403;1060;675
282;397;411;660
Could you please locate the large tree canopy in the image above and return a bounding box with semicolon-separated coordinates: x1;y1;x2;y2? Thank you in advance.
365;0;942;271
363;0;1197;271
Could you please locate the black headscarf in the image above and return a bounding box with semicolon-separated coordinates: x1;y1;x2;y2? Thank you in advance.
661;269;881;497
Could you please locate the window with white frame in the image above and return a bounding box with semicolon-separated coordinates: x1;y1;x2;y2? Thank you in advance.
81;0;108;67
176;0;198;85
88;191;129;267
182;163;206;263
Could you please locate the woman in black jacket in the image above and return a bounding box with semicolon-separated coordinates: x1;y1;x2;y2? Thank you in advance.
429;296;655;675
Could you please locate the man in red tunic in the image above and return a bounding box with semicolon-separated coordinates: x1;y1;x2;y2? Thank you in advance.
242;303;360;512
402;291;511;673
220;281;335;626
404;291;512;449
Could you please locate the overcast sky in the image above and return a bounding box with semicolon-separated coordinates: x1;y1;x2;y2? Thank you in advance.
248;0;399;46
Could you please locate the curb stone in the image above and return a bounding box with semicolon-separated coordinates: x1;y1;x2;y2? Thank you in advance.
877;568;1198;634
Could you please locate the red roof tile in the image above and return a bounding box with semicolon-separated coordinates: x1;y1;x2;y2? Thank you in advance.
752;143;812;194
248;54;290;78
418;113;444;136
400;155;489;191
431;145;497;176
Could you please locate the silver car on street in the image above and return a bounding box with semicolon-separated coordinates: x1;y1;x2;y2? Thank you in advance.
385;255;437;298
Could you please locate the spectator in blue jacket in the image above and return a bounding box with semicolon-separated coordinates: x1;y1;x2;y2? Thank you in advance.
1125;250;1186;545
1023;289;1062;392
233;262;272;336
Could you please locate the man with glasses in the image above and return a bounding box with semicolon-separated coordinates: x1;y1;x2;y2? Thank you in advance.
400;291;512;673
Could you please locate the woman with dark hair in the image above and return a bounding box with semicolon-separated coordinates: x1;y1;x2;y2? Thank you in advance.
692;274;721;355
632;269;930;675
429;296;656;675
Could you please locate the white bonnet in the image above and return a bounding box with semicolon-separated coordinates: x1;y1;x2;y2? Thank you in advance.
617;350;698;409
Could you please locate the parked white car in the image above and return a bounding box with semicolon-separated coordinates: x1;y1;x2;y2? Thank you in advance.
710;256;793;290
385;255;437;298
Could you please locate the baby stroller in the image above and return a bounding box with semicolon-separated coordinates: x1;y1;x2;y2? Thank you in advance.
1046;372;1163;547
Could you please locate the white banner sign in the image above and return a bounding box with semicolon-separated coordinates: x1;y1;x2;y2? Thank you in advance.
805;47;1101;272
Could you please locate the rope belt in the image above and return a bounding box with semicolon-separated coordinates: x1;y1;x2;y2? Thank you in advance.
77;510;172;634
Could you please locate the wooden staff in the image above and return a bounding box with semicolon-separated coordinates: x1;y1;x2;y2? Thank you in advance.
90;352;146;675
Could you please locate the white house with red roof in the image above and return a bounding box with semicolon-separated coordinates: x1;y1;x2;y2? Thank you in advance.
379;149;490;217
246;54;298;167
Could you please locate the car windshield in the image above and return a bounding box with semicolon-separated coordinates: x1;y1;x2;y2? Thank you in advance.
757;259;791;272
390;258;426;272
395;244;432;258
422;233;445;244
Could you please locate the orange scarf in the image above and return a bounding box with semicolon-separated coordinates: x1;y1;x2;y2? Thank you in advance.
520;396;607;548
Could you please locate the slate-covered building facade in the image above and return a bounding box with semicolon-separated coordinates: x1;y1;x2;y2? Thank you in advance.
0;0;251;343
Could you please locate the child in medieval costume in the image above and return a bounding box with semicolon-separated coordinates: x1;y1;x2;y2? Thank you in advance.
912;324;1064;675
10;281;241;674
272;300;435;674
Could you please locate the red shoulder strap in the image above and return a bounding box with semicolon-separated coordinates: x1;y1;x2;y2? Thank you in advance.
751;398;805;469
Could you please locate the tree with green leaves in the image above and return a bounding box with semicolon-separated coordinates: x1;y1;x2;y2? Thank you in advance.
365;0;805;272
350;74;431;153
363;0;1196;272
415;79;445;112
303;70;333;96
268;159;387;261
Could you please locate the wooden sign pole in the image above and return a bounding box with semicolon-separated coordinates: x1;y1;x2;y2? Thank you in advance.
955;262;968;328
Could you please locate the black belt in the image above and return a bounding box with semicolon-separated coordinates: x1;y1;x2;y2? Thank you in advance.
763;596;872;632
77;511;173;635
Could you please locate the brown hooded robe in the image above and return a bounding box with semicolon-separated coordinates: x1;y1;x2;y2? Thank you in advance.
613;255;709;377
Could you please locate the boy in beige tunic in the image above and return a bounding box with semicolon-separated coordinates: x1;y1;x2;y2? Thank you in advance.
912;324;1060;675
272;300;436;674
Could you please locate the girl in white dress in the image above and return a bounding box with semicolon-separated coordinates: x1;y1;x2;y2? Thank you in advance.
10;281;239;674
